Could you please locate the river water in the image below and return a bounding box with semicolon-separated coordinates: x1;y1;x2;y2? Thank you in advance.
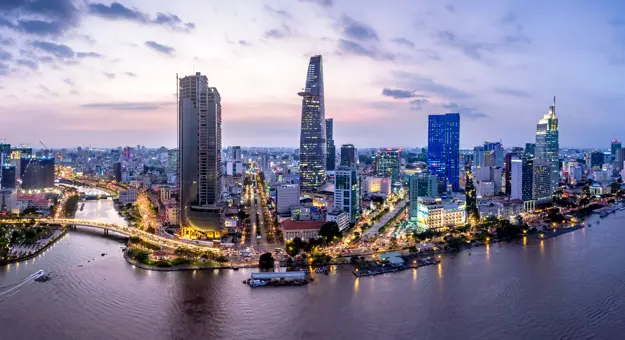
1;200;625;340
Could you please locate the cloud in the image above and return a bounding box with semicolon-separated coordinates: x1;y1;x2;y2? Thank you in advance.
81;101;175;111
0;35;15;46
443;102;488;119
64;78;74;85
336;39;395;61
298;0;333;7
144;41;175;56
103;72;115;79
409;99;429;110
70;90;79;95
381;88;426;99
265;5;291;19
0;0;80;37
392;71;470;99
125;72;136;77
16;59;37;70
0;48;12;61
264;25;292;39
76;52;103;58
31;40;74;59
391;37;415;48
39;85;58;97
435;30;496;60
0;63;9;76
493;87;530;97
88;2;195;32
445;4;455;13
238;40;253;46
340;15;379;41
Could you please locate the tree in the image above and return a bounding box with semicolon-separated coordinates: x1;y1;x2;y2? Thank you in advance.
216;255;229;264
319;222;341;243
146;226;156;234
259;252;274;269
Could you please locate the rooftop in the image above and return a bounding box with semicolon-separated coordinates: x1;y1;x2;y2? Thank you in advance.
281;219;324;231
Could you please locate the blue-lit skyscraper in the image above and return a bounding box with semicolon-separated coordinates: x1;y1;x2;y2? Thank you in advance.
428;113;460;192
298;55;326;191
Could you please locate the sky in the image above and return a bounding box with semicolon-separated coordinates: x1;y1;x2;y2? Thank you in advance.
0;0;624;149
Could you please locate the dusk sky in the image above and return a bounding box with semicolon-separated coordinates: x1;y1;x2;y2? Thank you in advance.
0;0;624;149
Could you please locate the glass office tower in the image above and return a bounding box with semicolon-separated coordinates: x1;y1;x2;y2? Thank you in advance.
428;113;460;192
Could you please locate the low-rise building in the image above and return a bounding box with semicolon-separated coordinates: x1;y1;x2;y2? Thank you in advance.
326;210;350;231
416;197;466;229
119;187;138;204
281;219;324;241
165;204;178;225
589;183;611;197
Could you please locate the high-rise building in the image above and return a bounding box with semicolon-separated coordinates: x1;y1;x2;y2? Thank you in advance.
522;157;534;201
326;118;336;171
340;144;357;167
298;55;326;191
408;173;438;220
532;161;553;202
510;155;523;200
428;113;460;192
524;143;535;158
260;153;270;172
473;146;485;167
277;184;300;215
375;148;401;183
113;162;122;183
20;157;54;190
231;146;242;162
483;142;504;167
166;149;178;173
588;151;605;169
178;72;223;239
334;167;361;223
1;165;16;189
615;148;625;172
0;143;10;165
611;139;621;162
535;97;559;193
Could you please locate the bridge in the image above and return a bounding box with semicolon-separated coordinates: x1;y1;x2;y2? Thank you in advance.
0;218;218;253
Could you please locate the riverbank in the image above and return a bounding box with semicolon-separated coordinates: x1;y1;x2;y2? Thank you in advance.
123;250;257;271
0;227;69;265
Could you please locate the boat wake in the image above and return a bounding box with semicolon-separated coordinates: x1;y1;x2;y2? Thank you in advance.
0;270;44;301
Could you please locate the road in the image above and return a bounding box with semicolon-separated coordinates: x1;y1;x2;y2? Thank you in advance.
367;199;407;238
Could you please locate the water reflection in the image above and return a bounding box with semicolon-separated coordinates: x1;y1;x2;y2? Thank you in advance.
353;278;359;293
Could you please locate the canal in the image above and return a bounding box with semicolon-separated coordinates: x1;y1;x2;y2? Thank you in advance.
1;201;625;339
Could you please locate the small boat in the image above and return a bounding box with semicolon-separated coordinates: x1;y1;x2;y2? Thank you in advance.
248;279;268;287
232;267;239;271
101;253;106;256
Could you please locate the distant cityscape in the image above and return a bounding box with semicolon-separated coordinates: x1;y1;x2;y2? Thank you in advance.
0;54;623;258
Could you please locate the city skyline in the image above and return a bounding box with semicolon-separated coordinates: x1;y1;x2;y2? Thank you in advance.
0;1;624;148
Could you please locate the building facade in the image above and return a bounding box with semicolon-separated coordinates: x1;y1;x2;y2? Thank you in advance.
416;197;466;229
326;209;350;232
532;161;553;202
334;167;361;223
326;118;336;171
277;184;300;215
20;157;54;190
428;113;460;192
178;72;223;239
298;55;326;191
340;144;357;167
509;155;523;200
408;173;438;220
375;148;401;183
535;98;559;193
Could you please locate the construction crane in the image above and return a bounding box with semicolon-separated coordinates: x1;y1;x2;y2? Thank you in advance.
39;141;48;149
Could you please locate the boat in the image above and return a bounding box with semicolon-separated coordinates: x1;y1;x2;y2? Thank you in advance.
248;279;268;287
232;267;239;271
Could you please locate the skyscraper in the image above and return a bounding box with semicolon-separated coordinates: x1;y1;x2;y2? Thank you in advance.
20;157;54;189
340;144;357;167
510;155;523;200
535;97;559;193
334;167;361;223
298;55;326;191
408;173;438;220
178;72;223;240
375;148;401;183
483;142;504;167
611;139;621;162
522;157;534;201
326;118;336;171
113;162;122;183
428;113;460;192
532;161;553;202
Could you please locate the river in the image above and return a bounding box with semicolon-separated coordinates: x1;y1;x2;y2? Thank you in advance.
1;200;625;339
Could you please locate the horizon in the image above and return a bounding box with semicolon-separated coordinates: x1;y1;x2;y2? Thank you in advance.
1;1;624;149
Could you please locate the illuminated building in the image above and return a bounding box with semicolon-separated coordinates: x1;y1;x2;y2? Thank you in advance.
408;173;438;220
416;197;466;229
178;72;223;239
375;148;401;183
535;97;559;193
20;157;54;190
428;113;460;192
532;161;553;202
334;167;361;223
298;55;326;191
483;142;504;167
587;151;605;169
0;143;10;165
340;144;357;167
510;155;523;200
611;139;621;162
522;157;534;201
113;162;122;182
277;184;300;215
326;118;335;171
1;165;16;189
326;210;349;231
